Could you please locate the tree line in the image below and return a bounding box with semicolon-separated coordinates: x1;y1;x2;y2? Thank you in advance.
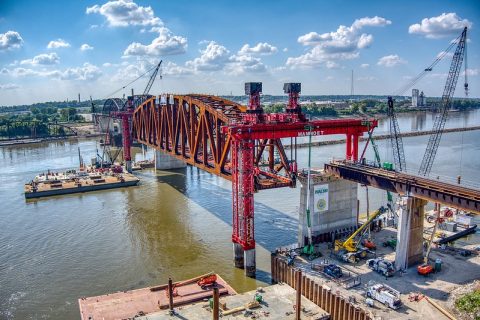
0;107;83;139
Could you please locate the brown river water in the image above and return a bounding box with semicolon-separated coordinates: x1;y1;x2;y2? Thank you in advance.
0;110;479;319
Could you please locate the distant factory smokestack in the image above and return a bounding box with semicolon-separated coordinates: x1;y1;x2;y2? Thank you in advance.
78;93;81;103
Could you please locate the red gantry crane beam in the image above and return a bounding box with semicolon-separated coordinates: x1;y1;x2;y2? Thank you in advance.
132;82;377;277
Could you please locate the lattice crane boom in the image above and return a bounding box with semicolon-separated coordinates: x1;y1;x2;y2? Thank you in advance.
143;60;162;96
418;27;467;176
387;96;406;172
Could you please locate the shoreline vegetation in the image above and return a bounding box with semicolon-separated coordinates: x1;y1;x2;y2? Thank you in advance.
1;95;478;143
2;123;478;148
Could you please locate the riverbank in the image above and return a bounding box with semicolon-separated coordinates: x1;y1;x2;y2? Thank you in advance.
0;123;103;146
284;125;480;148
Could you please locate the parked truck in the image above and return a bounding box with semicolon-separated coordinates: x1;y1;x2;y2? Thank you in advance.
366;282;402;309
367;258;395;277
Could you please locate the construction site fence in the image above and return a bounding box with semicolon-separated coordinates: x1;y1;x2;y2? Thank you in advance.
271;254;372;320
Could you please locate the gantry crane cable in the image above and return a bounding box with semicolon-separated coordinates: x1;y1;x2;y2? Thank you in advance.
418;27;468;176
387;27;468;174
103;61;162;100
392;31;464;97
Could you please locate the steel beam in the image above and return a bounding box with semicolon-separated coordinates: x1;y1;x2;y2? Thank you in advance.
325;160;480;214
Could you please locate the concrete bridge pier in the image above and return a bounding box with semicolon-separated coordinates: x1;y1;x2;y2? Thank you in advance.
233;243;244;268
298;170;358;246
244;249;256;278
395;196;428;270
154;150;187;170
233;244;256;277
125;160;132;173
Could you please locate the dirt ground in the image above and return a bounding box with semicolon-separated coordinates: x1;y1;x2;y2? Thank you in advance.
288;226;480;320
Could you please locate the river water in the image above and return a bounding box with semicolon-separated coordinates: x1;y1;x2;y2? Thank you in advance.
0;110;479;319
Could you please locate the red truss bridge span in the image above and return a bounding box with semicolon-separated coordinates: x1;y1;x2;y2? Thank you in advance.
132;83;377;277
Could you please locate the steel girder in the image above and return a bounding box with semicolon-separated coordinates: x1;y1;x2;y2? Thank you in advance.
133;95;377;251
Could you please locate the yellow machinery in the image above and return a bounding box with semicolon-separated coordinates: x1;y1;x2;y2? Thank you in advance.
335;206;387;261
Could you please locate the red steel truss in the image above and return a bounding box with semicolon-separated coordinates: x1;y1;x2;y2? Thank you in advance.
132;93;377;252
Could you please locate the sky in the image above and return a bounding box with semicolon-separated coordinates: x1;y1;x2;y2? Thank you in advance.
0;0;479;106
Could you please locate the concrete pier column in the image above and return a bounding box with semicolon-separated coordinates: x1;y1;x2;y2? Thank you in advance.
395;196;427;269
298;170;357;247
154;150;186;170
125;160;132;173
244;249;256;278
233;243;244;268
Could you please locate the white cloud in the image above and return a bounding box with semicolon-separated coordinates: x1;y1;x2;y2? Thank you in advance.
325;61;340;69
21;53;60;65
103;62;113;67
0;83;20;90
111;61;152;81
436;50;454;59
123;27;187;57
426;72;447;79
377;54;406;67
60;63;102;80
163;41;269;75
0;31;24;51
86;0;162;27
186;41;230;71
463;68;479;76
3;63;101;80
7;67;41;77
238;42;278;55
360;63;369;68
80;44;94;51
357;76;376;81
408;13;472;39
287;46;359;69
228;54;266;74
47;39;70;49
283;48;288;52
163;61;193;76
357;34;373;49
288;16;391;69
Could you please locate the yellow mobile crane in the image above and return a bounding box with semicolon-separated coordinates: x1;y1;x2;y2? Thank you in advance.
334;206;387;263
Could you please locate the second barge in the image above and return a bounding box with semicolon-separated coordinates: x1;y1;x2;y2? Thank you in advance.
24;167;139;199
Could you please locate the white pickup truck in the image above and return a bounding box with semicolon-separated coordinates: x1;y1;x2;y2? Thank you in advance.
366;282;402;309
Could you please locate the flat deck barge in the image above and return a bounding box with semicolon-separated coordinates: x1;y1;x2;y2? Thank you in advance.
78;273;236;320
24;168;139;199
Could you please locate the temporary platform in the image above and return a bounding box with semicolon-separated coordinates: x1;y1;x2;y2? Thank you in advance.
135;284;329;320
78;273;236;320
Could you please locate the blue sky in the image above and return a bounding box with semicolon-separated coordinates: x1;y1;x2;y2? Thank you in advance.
0;0;479;105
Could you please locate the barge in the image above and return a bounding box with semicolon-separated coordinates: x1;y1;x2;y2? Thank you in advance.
24;167;139;199
78;273;236;320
